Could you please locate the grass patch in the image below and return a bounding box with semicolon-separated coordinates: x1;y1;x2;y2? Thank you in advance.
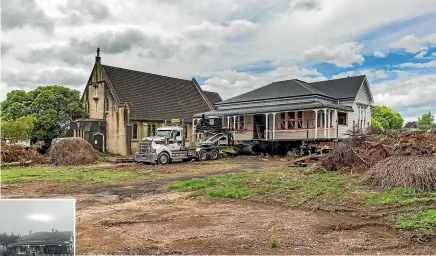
2;166;156;183
364;187;435;205
395;209;436;234
169;169;352;207
170;175;256;199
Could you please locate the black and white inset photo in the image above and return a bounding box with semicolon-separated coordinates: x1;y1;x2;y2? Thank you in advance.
0;199;75;256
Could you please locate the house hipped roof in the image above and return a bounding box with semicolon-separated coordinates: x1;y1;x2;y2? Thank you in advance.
100;65;218;121
218;75;367;104
310;75;367;99
193;102;353;117
10;231;72;246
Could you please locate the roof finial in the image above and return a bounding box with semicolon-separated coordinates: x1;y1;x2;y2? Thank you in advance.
96;47;101;63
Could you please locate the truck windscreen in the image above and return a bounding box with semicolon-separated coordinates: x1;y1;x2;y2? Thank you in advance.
156;130;172;138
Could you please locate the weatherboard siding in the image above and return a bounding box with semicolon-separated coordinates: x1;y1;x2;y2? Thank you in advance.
272;129;336;140
234;115;254;140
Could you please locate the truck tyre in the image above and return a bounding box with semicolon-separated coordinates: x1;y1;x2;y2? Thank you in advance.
157;152;170;165
209;149;220;160
198;149;207;161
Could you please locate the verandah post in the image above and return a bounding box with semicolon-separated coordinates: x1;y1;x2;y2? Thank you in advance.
314;109;318;139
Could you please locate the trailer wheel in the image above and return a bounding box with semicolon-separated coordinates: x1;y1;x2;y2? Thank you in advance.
157;152;170;165
198;149;207;161
209;149;220;160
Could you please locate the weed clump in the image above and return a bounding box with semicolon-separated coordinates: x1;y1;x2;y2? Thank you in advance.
50;137;99;165
270;235;278;248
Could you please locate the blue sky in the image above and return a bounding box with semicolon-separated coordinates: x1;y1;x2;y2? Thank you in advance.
1;0;436;122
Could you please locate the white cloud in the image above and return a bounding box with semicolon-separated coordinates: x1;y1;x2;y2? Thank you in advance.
28;213;54;222
389;32;436;54
398;60;436;68
201;65;325;100
372;72;436;119
373;50;386;57
303;42;364;67
389;35;426;53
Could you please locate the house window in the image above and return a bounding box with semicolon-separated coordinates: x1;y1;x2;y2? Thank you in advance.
46;246;56;254
234;117;239;129
184;125;188;139
288;112;295;129
94;84;98;97
239;116;245;129
132;124;138;139
151;125;156;136
105;97;109;112
338;112;347;125
296;111;303;128
146;125;151;137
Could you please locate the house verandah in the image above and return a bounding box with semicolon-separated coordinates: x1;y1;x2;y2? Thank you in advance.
193;103;354;142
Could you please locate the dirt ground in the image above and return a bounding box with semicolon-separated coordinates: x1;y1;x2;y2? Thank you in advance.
2;158;435;255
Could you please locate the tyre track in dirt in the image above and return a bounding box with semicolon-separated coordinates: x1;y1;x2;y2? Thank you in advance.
63;161;278;197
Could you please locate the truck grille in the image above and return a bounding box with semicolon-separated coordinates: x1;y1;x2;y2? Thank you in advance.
139;140;152;153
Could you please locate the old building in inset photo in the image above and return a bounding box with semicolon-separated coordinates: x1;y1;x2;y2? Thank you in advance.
0;199;75;256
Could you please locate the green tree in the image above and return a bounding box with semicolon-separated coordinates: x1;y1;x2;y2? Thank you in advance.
1;86;84;145
371;105;404;130
417;112;436;130
371;117;384;131
0;116;35;143
404;121;417;129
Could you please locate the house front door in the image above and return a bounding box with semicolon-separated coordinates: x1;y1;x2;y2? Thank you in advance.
92;134;104;152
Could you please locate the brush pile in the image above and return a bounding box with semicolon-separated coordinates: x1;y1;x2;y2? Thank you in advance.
321;129;436;191
364;156;436;192
1;141;50;165
50;137;99;165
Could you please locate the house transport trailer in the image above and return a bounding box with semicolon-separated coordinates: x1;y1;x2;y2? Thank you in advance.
134;123;234;165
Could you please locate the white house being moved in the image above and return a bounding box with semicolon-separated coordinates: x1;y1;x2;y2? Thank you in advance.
193;75;374;142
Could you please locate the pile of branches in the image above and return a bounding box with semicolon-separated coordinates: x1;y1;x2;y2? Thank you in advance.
50;137;99;165
322;129;436;173
364;156;436;192
1;141;50;165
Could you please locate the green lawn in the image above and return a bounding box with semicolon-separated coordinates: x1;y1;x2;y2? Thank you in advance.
1;166;157;183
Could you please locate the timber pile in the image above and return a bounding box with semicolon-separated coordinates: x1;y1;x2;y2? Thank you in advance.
50;137;99;165
321;130;436;174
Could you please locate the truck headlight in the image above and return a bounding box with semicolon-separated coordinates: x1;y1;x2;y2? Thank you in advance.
152;149;156;153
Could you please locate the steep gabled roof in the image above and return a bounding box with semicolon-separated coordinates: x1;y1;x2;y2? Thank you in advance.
203;91;222;104
310;75;366;99
219;79;334;104
100;65;217;121
11;231;72;246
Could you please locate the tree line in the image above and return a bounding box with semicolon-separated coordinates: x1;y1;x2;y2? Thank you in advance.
371;105;435;131
0;232;21;245
0;86;84;147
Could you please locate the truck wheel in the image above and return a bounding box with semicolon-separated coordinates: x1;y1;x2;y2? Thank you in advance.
157;152;170;165
198;149;207;161
209;149;220;160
